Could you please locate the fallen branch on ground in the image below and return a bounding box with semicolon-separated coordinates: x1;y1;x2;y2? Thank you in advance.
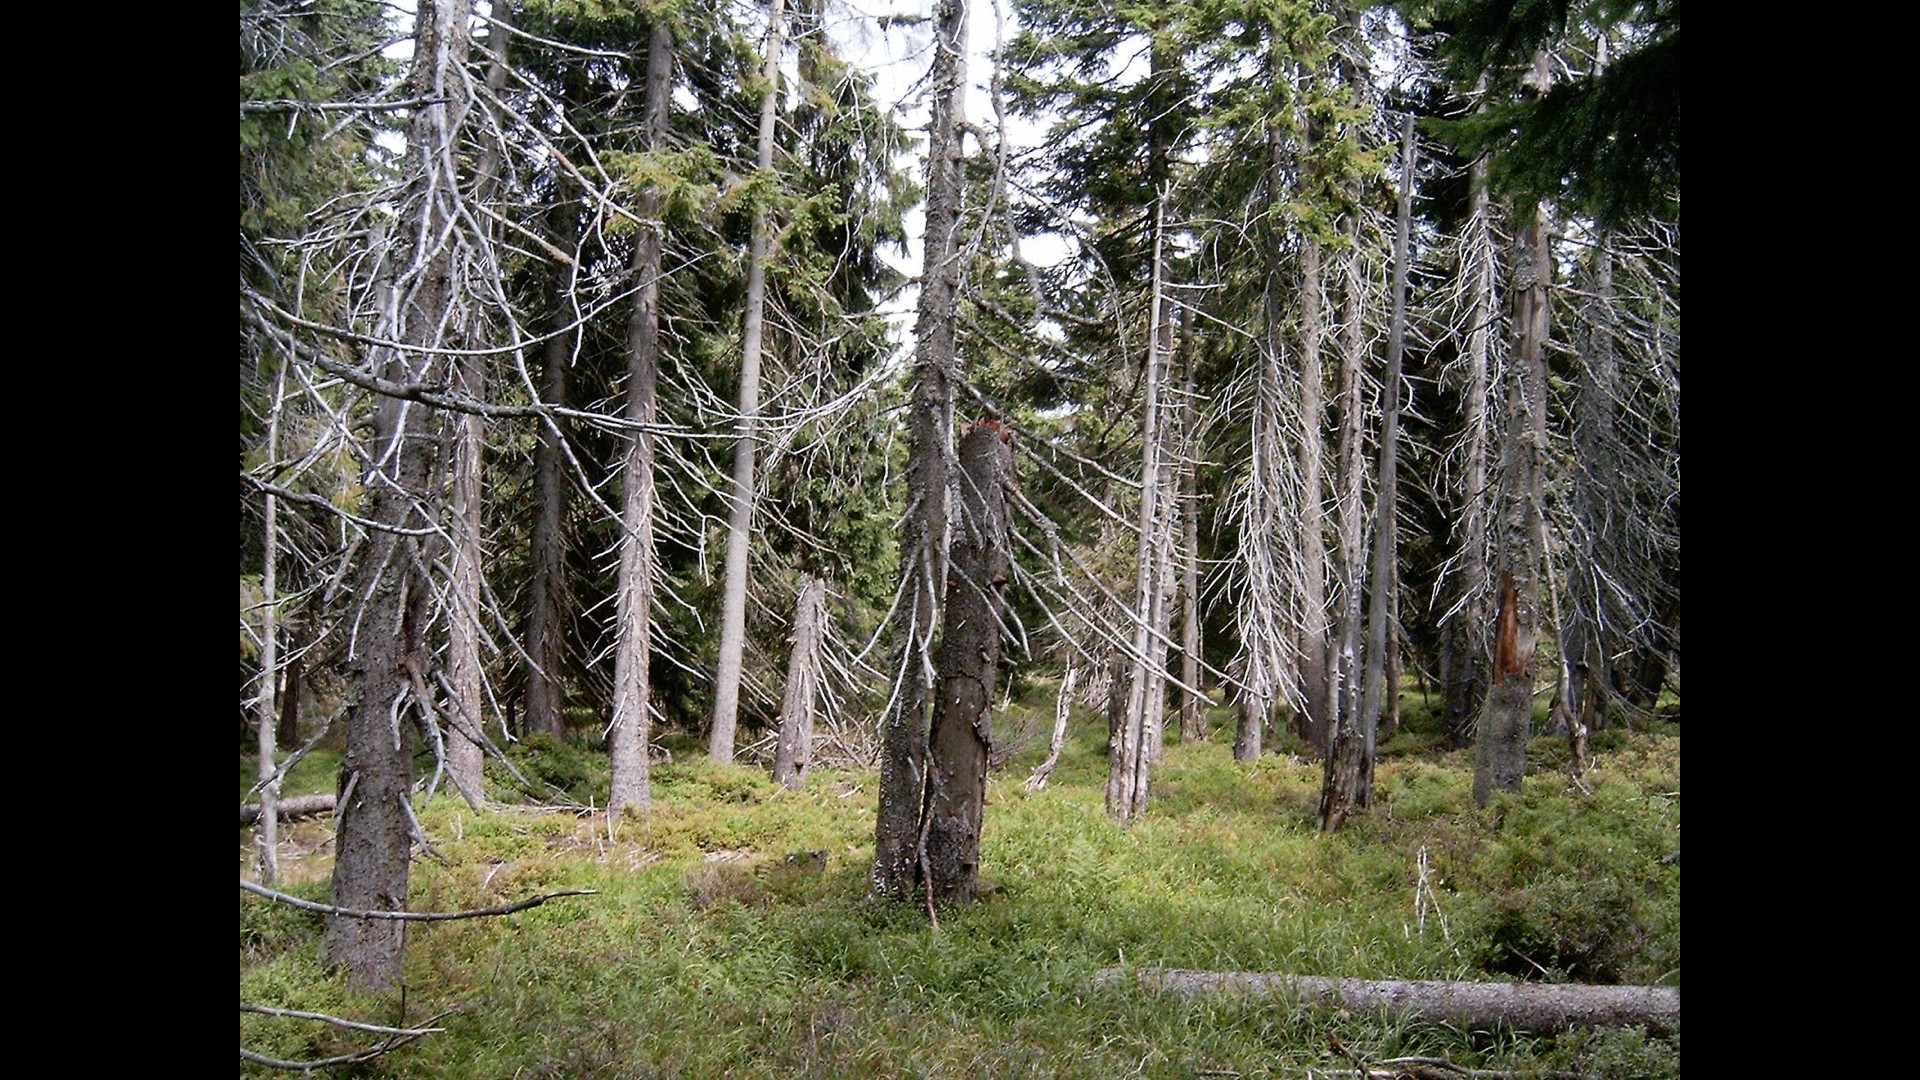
1088;968;1678;1034
239;879;597;921
239;793;336;826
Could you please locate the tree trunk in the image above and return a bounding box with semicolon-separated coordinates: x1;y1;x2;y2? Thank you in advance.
445;346;487;810
609;19;675;816
438;0;517;811
1090;968;1679;1035
873;0;967;901
1295;234;1332;751
1440;147;1497;751
524;187;580;743
254;360;286;884
1108;197;1174;823
1232;672;1262;763
1324;116;1415;830
710;0;787;764
1474;199;1553;807
924;423;1012;904
1319;214;1368;814
1178;331;1204;743
322;0;470;993
772;574;826;790
276;654;303;748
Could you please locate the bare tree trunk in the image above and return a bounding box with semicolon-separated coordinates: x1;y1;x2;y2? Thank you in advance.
873;0;967;901
1561;235;1619;759
1324;116;1415;830
925;423;1012;904
772;574;826;789
1142;297;1180;768
1231;666;1262;762
1474;197;1553;807
1295;235;1332;750
1317;228;1369;824
1440;145;1498;751
1025;658;1075;791
609;20;675;816
1108;197;1173;822
323;0;470;993
710;0;787;764
524;189;579;743
439;0;517;811
254;360;287;884
1178;331;1204;742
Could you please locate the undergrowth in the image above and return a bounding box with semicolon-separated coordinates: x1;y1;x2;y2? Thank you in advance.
239;688;1679;1078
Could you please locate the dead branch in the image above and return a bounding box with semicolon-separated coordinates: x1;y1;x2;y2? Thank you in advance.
239;879;596;921
240;794;337;826
1089;968;1678;1034
240;1002;447;1037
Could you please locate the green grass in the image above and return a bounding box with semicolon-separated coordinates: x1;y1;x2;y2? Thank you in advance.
240;692;1678;1079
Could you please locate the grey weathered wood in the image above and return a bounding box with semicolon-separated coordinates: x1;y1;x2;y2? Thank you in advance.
924;423;1012;904
241;794;337;826
1090;968;1679;1034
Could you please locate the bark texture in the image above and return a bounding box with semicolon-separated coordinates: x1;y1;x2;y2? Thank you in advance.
872;0;967;900
1474;202;1552;807
1440;152;1497;750
524;190;578;742
772;575;827;790
608;20;675;815
1322;116;1415;831
924;424;1012;904
1091;968;1679;1035
322;0;469;992
709;0;786;763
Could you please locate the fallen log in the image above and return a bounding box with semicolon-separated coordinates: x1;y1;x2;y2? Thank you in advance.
239;794;336;826
1089;968;1678;1034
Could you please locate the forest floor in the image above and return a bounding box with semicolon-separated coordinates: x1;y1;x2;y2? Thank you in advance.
240;687;1680;1079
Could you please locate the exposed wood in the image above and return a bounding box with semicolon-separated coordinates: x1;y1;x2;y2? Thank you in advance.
1090;968;1679;1034
240;793;338;826
924;423;1013;904
772;575;827;789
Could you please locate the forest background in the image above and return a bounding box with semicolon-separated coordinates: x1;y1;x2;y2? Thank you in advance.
239;0;1678;1072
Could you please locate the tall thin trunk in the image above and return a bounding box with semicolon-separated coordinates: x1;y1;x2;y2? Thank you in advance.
609;20;675;815
1324;115;1414;829
524;188;579;742
1474;55;1555;806
1296;233;1332;750
1143;293;1179;768
873;0;967;901
1329;217;1368;749
711;0;787;764
450;1;508;794
1441;146;1497;749
925;423;1012;904
1474;200;1553;806
1178;326;1204;742
772;574;826;789
1108;196;1172;822
323;0;470;992
440;0;516;810
254;360;287;885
